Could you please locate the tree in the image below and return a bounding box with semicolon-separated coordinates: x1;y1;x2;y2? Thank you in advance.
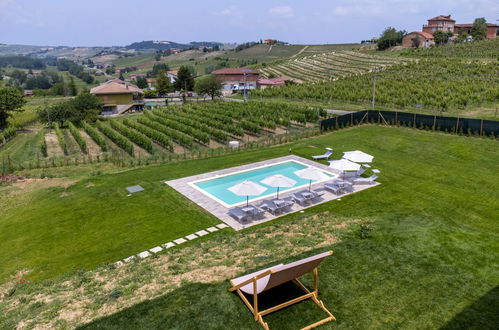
155;52;161;61
433;30;453;45
377;27;406;50
155;71;172;96
411;37;420;48
0;86;26;128
194;74;222;100
174;65;195;91
68;77;78;96
136;76;149;89
471;18;487;41
151;63;170;77
37;91;103;126
119;72;125;81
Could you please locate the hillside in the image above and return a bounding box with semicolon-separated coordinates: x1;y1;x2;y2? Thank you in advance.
258;50;407;82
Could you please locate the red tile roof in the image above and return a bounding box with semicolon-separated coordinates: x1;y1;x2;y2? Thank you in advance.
90;79;143;95
212;68;259;75
258;77;287;86
428;15;455;22
407;31;434;39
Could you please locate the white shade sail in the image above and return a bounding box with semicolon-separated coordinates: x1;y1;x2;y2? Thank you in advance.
328;159;361;172
342;150;374;163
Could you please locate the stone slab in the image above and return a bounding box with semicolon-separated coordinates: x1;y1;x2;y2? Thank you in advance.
162;242;175;248
123;256;135;263
138;251;151;259
174;238;187;244
206;227;219;232
195;230;209;237
216;223;228;229
150;246;163;253
186;234;198;240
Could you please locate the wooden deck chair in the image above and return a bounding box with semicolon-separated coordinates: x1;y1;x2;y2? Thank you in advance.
229;251;335;329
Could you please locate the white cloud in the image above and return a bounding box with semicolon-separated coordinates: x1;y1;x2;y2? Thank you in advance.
269;5;294;18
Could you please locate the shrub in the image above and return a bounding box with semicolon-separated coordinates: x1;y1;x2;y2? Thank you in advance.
109;120;154;153
95;121;133;156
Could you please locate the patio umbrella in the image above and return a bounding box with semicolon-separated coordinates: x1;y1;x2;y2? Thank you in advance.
228;180;267;206
294;167;330;191
342;150;374;163
260;174;297;199
328;159;361;172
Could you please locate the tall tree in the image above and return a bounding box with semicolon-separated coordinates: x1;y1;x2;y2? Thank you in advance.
471;18;487;41
68;77;78;96
433;31;453;45
194;75;222;100
155;71;172;97
174;65;195;91
377;27;406;50
0;86;26;128
136;76;149;89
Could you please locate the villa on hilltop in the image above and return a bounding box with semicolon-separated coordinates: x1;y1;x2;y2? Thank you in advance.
402;15;499;47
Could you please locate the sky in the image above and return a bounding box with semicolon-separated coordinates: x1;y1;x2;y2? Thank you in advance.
0;0;498;46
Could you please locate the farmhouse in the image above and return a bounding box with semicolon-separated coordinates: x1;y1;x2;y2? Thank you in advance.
167;70;178;83
403;15;499;47
90;79;144;115
212;67;259;94
129;73;147;81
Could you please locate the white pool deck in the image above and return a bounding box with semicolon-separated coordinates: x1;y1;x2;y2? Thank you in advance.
165;155;380;231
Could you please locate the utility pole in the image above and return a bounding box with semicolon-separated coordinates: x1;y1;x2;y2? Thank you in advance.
371;68;378;111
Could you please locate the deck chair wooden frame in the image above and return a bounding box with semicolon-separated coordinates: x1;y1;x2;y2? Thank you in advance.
229;251;335;330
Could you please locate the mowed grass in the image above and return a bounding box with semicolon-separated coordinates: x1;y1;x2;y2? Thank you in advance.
0;125;498;328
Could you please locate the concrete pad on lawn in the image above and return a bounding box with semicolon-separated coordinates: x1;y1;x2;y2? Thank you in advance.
162;242;175;249
195;230;209;237
207;226;219;232
150;246;163;253
185;234;198;240
138;251;151;259
174;238;187;245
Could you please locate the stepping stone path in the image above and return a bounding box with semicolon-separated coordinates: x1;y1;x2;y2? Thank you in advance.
117;223;230;264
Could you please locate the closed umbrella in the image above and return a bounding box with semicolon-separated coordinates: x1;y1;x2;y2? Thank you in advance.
294;167;330;191
342;150;374;163
228;180;268;206
260;174;297;199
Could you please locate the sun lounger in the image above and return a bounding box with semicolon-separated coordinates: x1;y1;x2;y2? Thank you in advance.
243;205;266;219
324;183;342;195
312;150;333;160
291;192;311;206
229;251;336;329
229;207;251;222
259;200;282;214
352;174;378;185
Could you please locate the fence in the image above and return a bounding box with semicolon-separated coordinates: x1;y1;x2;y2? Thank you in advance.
321;110;499;137
1;127;321;174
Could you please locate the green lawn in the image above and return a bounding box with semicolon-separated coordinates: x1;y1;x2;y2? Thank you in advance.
0;125;498;328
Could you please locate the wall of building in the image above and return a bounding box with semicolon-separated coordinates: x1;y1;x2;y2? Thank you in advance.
96;93;133;106
402;33;434;48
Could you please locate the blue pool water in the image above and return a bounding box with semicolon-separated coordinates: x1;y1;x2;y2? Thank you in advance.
192;161;335;206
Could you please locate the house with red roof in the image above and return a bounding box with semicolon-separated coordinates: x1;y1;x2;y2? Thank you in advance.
212;68;260;94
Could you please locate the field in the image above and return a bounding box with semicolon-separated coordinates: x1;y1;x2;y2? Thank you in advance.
1;102;323;171
257;50;407;82
0;125;497;328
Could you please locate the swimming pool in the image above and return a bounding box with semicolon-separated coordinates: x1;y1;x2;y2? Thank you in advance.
189;160;336;207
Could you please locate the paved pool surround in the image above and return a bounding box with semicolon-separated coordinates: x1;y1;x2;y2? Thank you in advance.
165;155;380;230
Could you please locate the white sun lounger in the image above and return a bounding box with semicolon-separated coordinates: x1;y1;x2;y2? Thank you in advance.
352;174;378;185
312;151;333;160
229;251;335;329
